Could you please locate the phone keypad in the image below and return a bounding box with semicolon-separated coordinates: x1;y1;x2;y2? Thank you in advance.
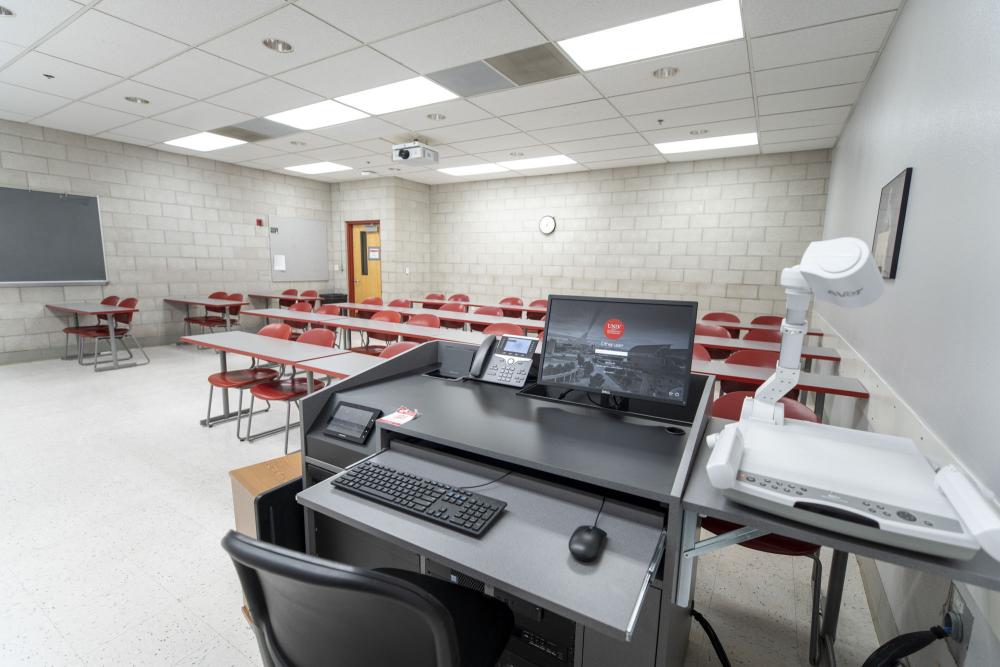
483;357;532;387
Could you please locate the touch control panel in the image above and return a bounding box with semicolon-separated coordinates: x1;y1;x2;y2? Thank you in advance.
480;335;538;387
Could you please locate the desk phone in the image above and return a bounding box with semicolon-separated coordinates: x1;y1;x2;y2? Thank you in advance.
470;334;537;387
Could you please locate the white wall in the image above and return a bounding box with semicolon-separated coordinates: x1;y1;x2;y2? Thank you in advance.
821;0;1000;661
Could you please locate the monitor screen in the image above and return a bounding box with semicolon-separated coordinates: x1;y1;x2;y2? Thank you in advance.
538;296;698;405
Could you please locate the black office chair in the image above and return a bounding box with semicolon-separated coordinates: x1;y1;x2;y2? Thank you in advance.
222;531;513;667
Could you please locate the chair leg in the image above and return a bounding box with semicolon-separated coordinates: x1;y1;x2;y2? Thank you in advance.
125;332;150;364
245;393;256;442
807;553;824;666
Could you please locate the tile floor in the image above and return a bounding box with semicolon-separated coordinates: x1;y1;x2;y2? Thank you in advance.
0;343;879;666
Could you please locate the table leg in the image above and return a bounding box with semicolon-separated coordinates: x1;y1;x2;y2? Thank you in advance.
220;350;231;415
64;314;80;360
819;549;848;667
815;391;827;421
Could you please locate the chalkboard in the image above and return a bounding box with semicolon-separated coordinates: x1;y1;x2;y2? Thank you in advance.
0;186;108;285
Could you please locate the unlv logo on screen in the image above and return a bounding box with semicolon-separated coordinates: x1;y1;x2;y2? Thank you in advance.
604;318;624;340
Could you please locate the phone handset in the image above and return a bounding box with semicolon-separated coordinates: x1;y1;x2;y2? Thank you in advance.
469;334;497;378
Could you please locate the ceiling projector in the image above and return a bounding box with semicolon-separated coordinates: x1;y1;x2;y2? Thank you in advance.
392;141;438;166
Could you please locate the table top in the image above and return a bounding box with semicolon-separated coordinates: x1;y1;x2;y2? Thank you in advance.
335;302;545;331
684;418;1000;591
293;351;386;378
248;293;323;302
242;308;341;325
47;302;138;315
164;296;248;307
412;298;548;314
692;359;868;398
329;316;490;345
698;318;825;337
695;335;839;362
180;330;344;365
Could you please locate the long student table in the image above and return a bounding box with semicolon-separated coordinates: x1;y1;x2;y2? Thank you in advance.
412;297;548;316
248;292;323;308
334;302;545;333
242;308;341;328
293;352;386;391
698;318;825;338
696;335;840;363
47;302;141;372
165;296;249;333
326;316;489;348
180;331;345;427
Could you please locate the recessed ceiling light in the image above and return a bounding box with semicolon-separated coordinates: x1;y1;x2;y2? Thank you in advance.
262;38;294;53
655;132;758;155
689;129;709;136
426;113;447;121
0;6;14;16
266;100;368;130
497;155;576;170
438;164;510;177
165;132;246;152
289;140;306;146
336;77;457;115
124;96;150;105
652;66;679;79
508;151;524;157
285;161;352;175
361;170;376;176
558;0;743;71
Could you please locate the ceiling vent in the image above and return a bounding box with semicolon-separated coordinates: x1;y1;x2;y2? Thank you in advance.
211;118;298;143
485;43;578;85
426;61;515;97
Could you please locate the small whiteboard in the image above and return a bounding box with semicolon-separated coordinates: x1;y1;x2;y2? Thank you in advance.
268;216;329;283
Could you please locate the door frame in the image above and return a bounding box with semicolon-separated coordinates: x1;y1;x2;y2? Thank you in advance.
345;220;381;303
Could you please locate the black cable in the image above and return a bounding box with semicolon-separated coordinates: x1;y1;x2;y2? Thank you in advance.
592;497;606;528
459;470;512;491
862;625;950;667
691;608;731;667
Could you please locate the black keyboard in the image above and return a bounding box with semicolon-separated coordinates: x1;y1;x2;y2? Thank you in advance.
332;461;506;537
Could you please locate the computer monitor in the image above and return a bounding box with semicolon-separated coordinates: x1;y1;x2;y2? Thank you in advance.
538;296;698;406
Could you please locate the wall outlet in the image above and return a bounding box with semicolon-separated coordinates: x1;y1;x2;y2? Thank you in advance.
405;266;410;275
334;264;341;271
945;583;974;666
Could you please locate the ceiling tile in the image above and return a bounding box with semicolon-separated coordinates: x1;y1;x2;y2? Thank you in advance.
450;132;541;154
0;41;21;68
0;0;82;47
551;132;648;155
585;155;666;171
755;53;876;96
276;47;415;99
610;74;752;116
0;51;120;99
201;6;359;76
757;106;852;131
235;153;311;169
134;50;263;100
206;142;285;162
757;83;863;115
38;10;186;77
627;98;756;131
33;101;139;134
298;144;374;161
585;41;750;98
99;118;195;144
208;78;322;117
372;2;545;74
312;117;409;143
511;0;704;41
421;117;519;144
760;123;843;144
471;75;600;116
84;80;194;117
641;116;757;144
153;101;254;131
530;117;634;143
0;110;37;123
255;131;340;152
664;144;759;162
760;137;836;154
743;0;900;37
503;99;619;132
0;82;69;118
336;152;397;169
351;138;394;154
95;0;284;45
296;0;493;43
382;99;491;132
750;12;896;70
567;144;660;164
476;143;558;162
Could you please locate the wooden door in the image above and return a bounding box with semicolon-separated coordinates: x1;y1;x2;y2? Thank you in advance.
349;222;382;302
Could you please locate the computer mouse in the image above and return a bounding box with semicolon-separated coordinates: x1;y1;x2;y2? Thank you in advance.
569;525;607;563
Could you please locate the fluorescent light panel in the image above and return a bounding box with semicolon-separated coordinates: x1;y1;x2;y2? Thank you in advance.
336;77;457;115
655;132;758;154
164;132;245;152
285;161;352;174
558;0;744;71
266;100;368;130
438;164;510;176
498;155;576;170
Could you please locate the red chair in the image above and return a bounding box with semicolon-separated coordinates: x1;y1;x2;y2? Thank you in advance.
225;293;244;329
499;296;523;318
744;329;782;344
379;341;419;358
77;297;149;370
63;295;119;359
526;299;548;321
314;305;342;342
692;344;711;362
245;327;334;452
286;301;314;340
695;322;732;359
356;296;383;320
354;310;402;356
300;290;318;298
720;350;799;399
704;390;822;663
704;312;741;339
751;315;782;326
483;323;524;337
471;306;504;332
437;301;467;329
423;292;445;309
388;299;412;308
403;313;440;342
278;288;298;308
204;323;288;432
185;291;229;334
448;294;470;302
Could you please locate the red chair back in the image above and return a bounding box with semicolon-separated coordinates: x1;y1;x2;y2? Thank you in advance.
297;327;335;347
472;306;504;332
206;290;228;314
744;329;782;343
258;323;292;339
527;299;548;320
711;391;817;423
97;295;119;322
290;302;313;312
499;296;522;318
300;290;318;298
114;298;138;325
448;294;470;302
407;314;440;328
226;293;244;317
483;323;524;337
362;297;384;306
692;344;711;361
279;288;298;308
372;310;402;324
388;299;412;308
724;350;779;368
695;323;731;338
751;315;782;326
439;302;466;312
423;293;445;309
316;305;341;315
704;312;741;339
380;341;419;358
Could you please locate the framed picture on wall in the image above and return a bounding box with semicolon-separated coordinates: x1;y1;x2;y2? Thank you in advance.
871;167;912;279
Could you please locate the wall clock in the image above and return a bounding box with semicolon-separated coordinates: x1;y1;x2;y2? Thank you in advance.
538;215;556;235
